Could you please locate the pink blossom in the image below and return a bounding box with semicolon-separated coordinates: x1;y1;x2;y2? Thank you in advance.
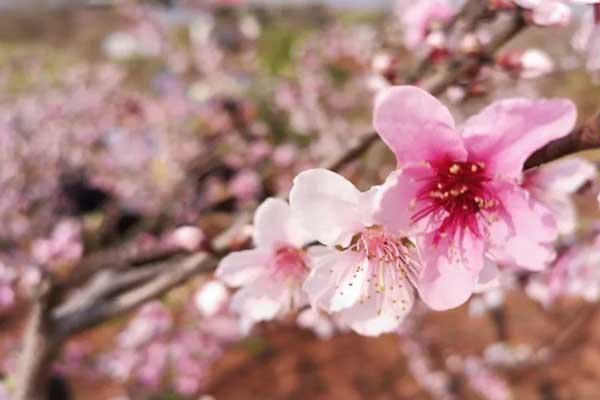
31;218;83;269
524;158;596;236
117;301;172;348
572;7;600;74
514;0;572;26
463;357;513;400
375;86;576;310
216;198;313;325
527;236;600;305
194;280;229;317
497;49;555;79
290;169;420;336
229;169;262;204
164;226;205;252
397;0;456;51
136;342;169;389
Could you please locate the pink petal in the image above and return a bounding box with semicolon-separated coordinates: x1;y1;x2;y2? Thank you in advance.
463;98;577;179
290;169;365;247
253;198;311;249
216;249;270;287
524;159;595;236
462;98;577;180
373;86;466;166
488;185;557;270
417;232;484;310
303;247;366;312
375;165;434;234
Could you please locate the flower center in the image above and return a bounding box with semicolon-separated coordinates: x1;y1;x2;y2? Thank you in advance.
334;229;421;319
412;161;499;241
351;229;421;290
271;246;309;283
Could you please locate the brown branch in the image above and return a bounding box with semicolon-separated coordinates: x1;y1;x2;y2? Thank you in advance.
53;252;215;338
65;237;186;289
13;278;63;400
525;111;600;169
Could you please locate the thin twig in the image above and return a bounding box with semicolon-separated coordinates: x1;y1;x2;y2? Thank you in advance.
53;252;215;338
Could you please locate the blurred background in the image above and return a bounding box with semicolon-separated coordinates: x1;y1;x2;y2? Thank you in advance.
1;0;600;399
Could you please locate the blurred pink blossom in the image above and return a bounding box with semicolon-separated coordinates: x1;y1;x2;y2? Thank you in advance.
524;158;596;236
165;226;205;252
195;280;229;317
217;198;313;325
31;219;83;269
229;169;262;204
572;6;600;75
527;235;600;305
396;0;456;51
497;49;555;79
515;0;572;26
118;302;172;349
463;357;513;400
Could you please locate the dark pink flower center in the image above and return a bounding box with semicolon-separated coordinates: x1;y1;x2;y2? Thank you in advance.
271;246;309;282
412;161;500;242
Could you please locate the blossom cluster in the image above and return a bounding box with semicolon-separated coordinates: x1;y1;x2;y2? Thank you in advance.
217;84;581;336
99;283;243;398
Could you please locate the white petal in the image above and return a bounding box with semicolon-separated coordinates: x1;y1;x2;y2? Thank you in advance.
302;247;365;311
230;277;289;322
216;249;270;287
329;256;369;312
290;169;365;247
253;197;312;249
339;277;414;336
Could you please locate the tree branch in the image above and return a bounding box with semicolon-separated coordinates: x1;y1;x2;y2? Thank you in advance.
13;278;63;400
325;7;526;172
525;111;600;169
53;252;215;338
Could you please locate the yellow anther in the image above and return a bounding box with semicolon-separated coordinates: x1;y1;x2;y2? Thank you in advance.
449;164;461;174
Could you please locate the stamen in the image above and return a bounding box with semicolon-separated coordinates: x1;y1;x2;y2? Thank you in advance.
411;160;500;242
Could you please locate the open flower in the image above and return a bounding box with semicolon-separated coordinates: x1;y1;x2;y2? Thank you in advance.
375;85;576;310
290;169;421;336
216;198;313;325
524;158;596;236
